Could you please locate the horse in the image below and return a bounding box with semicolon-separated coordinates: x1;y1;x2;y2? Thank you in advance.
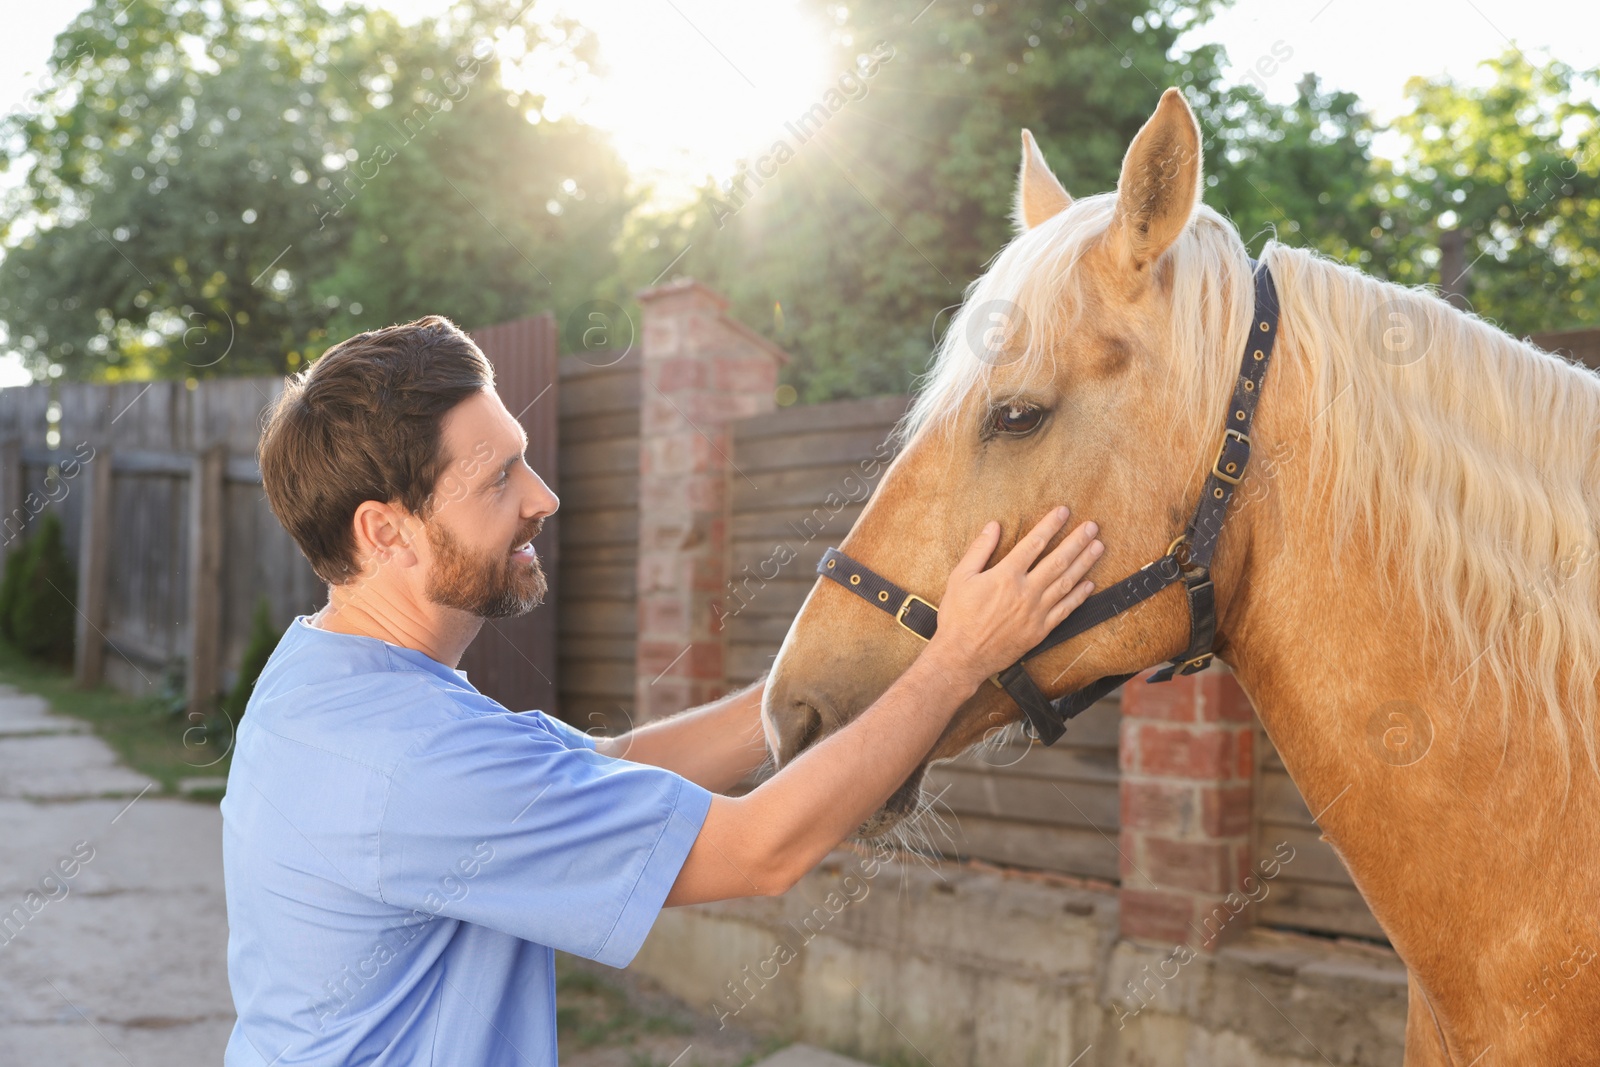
761;87;1600;1064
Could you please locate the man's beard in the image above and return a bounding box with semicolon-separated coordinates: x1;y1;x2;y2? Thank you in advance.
424;517;547;620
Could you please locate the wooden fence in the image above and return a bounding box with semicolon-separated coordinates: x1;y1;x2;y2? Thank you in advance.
555;352;639;737
0;378;325;706
0;316;560;719
454;317;560;715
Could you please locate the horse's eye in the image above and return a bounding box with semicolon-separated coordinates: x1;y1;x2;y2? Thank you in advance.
992;403;1044;436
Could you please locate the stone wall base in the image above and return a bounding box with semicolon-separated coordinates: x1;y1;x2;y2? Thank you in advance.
629;847;1408;1067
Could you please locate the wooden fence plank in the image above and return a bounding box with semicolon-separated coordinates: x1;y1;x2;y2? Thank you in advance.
932;814;1119;883
730;394;910;441
186;445;225;716
73;447;115;688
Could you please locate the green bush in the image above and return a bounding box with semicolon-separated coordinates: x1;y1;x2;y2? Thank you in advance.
222;596;283;721
0;539;29;643
10;512;76;665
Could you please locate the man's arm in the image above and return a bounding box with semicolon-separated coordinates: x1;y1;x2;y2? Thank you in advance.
664;507;1103;907
592;680;768;794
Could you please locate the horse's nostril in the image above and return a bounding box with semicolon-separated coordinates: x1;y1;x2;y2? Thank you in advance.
795;703;822;751
776;699;825;769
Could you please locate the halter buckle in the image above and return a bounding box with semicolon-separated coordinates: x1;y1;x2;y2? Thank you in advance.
1177;652;1213;674
895;594;936;640
1166;534;1190;570
1211;428;1250;485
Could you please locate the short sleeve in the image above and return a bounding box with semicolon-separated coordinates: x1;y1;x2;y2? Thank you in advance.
377;711;713;968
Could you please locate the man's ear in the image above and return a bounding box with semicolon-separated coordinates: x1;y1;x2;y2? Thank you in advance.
1014;129;1072;232
351;500;422;572
1109;87;1203;271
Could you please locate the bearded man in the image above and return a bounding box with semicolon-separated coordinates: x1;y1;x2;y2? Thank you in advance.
221;315;1102;1065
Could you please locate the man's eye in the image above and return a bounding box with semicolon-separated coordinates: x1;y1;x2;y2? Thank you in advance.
992;403;1045;436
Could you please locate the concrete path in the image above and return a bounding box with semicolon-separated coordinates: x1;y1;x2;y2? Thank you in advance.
0;684;233;1065
0;683;879;1067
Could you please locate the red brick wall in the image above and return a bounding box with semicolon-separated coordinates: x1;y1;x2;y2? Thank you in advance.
1119;665;1257;949
634;280;784;721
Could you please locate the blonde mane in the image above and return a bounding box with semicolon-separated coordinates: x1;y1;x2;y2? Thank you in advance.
905;195;1600;777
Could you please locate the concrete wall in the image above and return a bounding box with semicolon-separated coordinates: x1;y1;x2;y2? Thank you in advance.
632;848;1408;1067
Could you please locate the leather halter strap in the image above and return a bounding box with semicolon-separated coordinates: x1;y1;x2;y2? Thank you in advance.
815;259;1282;746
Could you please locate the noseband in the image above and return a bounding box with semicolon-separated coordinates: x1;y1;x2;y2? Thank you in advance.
815;260;1282;745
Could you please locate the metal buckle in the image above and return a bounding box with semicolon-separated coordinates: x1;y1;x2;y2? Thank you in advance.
895;594;936;641
1210;428;1250;485
1166;534;1190;569
1178;652;1213;674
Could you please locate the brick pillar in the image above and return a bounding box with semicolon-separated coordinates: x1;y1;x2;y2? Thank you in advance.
634;279;785;723
1118;663;1256;950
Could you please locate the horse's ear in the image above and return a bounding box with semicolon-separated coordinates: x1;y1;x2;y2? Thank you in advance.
1014;129;1071;232
1110;87;1202;271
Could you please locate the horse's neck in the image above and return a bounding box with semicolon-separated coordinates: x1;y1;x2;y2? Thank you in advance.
1213;336;1600;1048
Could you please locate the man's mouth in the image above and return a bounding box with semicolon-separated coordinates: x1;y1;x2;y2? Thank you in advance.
510;540;536;562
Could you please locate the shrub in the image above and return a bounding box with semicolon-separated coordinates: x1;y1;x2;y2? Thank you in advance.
10;512;76;665
0;539;29;643
222;596;283;721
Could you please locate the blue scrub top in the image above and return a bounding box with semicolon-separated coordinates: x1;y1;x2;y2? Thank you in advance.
220;615;713;1066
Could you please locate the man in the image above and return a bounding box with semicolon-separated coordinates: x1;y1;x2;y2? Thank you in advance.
223;315;1103;1065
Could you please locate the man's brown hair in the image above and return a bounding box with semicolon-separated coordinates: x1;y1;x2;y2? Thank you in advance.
258;315;495;585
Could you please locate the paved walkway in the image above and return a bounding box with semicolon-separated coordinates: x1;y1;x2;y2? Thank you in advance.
0;684;877;1067
0;684;233;1064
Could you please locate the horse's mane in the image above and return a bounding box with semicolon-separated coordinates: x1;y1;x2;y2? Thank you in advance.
905;193;1600;777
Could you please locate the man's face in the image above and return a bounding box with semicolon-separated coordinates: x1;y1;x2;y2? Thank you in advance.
422;389;558;620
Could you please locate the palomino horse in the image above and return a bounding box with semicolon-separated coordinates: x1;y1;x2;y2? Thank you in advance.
763;88;1600;1064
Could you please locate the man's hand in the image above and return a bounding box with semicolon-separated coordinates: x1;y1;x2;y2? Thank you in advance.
924;507;1102;690
664;508;1104;907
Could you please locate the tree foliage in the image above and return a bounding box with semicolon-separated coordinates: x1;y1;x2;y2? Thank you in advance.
668;0;1415;401
0;3;1592;393
0;0;631;380
661;1;1201;399
1376;50;1600;334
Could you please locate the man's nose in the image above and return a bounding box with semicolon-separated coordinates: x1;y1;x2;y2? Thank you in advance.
527;469;558;518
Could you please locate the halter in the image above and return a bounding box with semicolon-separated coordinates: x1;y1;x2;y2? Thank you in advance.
815;259;1282;745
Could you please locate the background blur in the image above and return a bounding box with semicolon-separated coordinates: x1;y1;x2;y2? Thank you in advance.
0;0;1595;400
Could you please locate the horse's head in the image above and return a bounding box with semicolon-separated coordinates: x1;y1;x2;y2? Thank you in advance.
764;88;1270;837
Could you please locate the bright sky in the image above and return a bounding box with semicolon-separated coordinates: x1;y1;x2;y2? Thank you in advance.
0;0;1593;383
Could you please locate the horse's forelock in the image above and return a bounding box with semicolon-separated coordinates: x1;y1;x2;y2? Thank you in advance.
904;195;1256;453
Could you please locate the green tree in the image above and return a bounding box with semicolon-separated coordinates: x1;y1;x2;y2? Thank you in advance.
0;0;631;380
0;0;363;379
666;0;1395;401
1204;75;1387;267
1378;50;1600;334
314;74;634;341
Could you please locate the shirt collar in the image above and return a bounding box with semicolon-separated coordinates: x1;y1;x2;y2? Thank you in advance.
290;615;475;687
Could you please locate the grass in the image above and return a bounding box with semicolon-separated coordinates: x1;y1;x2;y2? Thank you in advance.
0;635;232;796
554;955;793;1067
556;960;695;1049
